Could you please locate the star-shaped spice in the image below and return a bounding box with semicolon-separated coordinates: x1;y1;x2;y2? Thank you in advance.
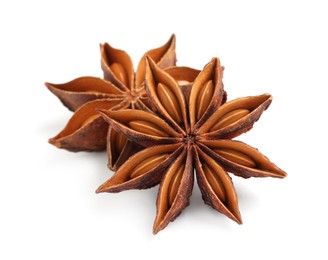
45;35;179;170
96;56;287;234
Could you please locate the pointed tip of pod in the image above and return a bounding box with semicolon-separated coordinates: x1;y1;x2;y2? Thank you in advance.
48;137;61;148
95;184;107;194
204;57;221;71
99;42;106;49
95;187;102;194
152;223;163;235
44;82;57;92
265;166;288;179
211;57;219;65
145;54;152;64
95;180;117;193
152;217;168;235
169;33;176;42
276;170;288;178
228;206;243;225
44;82;60;92
234;213;243;225
152;227;159;235
261;93;273;105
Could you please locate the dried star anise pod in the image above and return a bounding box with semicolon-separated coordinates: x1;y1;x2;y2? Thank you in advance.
45;35;179;170
96;56;287;234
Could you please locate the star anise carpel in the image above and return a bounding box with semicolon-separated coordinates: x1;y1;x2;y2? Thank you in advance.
96;56;287;234
45;35;179;170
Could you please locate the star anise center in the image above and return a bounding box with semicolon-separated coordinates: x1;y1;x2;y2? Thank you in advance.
121;87;146;106
124;89;139;101
183;133;198;145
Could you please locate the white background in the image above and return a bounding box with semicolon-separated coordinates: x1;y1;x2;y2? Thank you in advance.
1;0;327;259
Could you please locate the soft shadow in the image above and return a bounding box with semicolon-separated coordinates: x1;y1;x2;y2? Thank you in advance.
36;115;71;136
233;177;260;210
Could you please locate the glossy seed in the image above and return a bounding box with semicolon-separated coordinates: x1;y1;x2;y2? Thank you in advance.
110;62;128;86
130;154;169;179
157;83;182;123
210;109;250;131
81;114;99;127
196;80;214;120
203;163;226;202
168;164;184;207
214;148;256;168
129;120;170;137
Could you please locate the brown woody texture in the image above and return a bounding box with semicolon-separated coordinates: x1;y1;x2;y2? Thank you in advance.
97;56;287;234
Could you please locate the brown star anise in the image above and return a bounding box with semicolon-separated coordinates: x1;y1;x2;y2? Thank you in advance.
45;35;178;170
96;56;287;234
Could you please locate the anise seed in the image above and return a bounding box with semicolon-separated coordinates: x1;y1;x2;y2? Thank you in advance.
157;83;182;123
110;62;128;86
210;109;249;131
129;120;170;137
196;80;214;120
214;148;256;168
203;163;226;202
130;154;169;179
168;163;184;206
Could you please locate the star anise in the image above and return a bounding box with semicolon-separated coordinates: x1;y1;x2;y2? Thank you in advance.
96;56;287;234
45;35;178;170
